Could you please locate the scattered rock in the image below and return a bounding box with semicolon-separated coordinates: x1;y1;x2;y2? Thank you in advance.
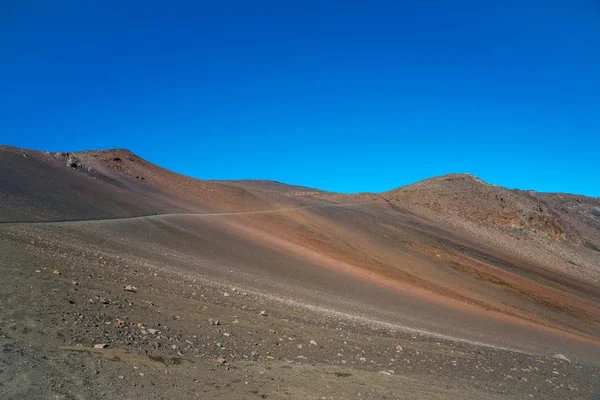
378;371;392;376
215;357;226;364
93;344;108;349
53;270;61;275
260;310;268;317
66;154;84;169
309;340;317;346
395;345;404;351
297;344;303;350
553;354;571;363
124;285;137;292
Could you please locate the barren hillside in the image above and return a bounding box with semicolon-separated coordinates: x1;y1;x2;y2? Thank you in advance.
383;173;600;282
1;147;599;399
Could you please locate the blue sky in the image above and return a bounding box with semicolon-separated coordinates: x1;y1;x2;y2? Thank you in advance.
1;1;599;196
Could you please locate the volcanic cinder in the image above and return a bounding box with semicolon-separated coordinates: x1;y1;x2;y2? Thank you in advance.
1;145;599;399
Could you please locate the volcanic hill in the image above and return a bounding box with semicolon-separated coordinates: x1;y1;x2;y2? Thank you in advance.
1;145;599;399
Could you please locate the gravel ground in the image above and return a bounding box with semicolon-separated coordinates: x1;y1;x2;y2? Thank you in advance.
1;228;598;399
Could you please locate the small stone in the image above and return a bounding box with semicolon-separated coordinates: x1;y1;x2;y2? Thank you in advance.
395;345;404;351
53;270;61;275
124;285;137;292
71;281;78;285
378;371;392;376
297;344;303;350
223;333;230;337
215;357;226;364
147;328;158;335
260;310;268;317
552;354;571;363
94;344;108;349
99;297;109;304
309;340;317;346
216;342;224;348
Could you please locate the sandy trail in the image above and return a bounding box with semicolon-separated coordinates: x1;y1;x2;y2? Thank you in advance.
0;201;372;226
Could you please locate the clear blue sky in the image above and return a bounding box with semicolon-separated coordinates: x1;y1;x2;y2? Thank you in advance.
1;1;599;196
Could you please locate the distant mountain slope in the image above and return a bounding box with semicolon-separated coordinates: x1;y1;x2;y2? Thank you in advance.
382;173;600;281
1;145;600;359
0;146;318;222
0;146;188;222
534;192;600;252
383;174;581;242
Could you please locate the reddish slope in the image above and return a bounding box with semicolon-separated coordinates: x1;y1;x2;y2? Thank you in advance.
382;173;600;282
2;145;599;362
0;146;333;222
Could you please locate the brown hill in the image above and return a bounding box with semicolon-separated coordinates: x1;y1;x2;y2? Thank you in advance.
384;174;580;241
1;146;600;398
383;173;600;282
0;146;338;222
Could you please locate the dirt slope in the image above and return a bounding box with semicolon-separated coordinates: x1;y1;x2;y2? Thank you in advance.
1;146;599;399
0;146;335;223
383;173;600;282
